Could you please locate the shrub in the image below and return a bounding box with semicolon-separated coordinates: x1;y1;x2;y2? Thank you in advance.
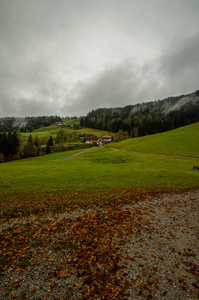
0;153;5;163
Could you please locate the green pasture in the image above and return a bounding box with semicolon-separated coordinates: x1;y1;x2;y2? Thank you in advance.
20;131;57;144
20;126;114;144
63;118;80;126
0;122;198;211
31;119;80;132
76;127;115;137
111;122;199;158
33;124;59;132
0;146;198;197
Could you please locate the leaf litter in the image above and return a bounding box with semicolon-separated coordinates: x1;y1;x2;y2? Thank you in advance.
0;189;198;299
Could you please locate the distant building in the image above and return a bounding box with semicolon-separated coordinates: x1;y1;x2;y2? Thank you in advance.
85;136;98;144
79;134;97;140
96;136;114;146
79;134;85;139
102;136;113;143
55;122;65;126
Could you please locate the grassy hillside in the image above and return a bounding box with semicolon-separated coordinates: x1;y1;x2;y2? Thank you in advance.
0;146;198;193
20;125;115;144
0;123;199;195
0;123;198;218
63;118;80;126
110;122;199;157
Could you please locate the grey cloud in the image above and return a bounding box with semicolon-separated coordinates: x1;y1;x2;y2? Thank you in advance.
0;0;199;117
157;34;199;95
160;34;199;77
15;98;57;116
0;97;57;117
65;60;161;115
69;33;199;115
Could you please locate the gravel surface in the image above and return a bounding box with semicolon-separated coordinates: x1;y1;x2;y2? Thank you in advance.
121;190;199;299
0;190;198;299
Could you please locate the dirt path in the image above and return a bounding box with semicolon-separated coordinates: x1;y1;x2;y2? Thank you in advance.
108;147;199;160
53;147;95;161
52;146;199;162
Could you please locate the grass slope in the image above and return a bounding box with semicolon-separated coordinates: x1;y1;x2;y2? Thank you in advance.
0;147;198;194
111;122;199;157
20;126;115;144
0;123;199;195
0;123;198;217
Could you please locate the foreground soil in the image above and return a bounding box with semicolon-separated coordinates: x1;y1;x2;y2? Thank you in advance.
0;190;198;299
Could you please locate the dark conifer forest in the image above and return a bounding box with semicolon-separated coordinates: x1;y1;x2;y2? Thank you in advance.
0;116;61;133
0;131;20;162
0;90;199;162
80;90;199;137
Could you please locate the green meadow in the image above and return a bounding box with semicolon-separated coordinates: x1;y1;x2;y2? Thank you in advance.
1;122;199;193
111;122;199;157
0;122;198;217
20;123;115;144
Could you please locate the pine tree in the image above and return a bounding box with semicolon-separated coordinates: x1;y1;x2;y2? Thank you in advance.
0;153;5;163
48;136;53;146
0;133;7;157
46;144;51;154
12;131;20;156
24;134;38;157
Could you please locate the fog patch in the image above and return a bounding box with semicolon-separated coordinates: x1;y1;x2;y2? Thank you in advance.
13;118;27;129
163;94;199;115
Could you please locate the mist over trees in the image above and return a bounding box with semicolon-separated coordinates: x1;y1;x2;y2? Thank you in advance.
0;116;61;132
0;116;62;162
0;90;199;162
80;90;199;137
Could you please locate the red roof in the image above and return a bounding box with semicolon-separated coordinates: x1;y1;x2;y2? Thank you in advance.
103;136;112;138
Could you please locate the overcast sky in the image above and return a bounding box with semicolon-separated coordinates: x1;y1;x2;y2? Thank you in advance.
0;0;199;117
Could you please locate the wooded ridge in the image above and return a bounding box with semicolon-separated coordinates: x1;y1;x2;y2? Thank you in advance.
0;115;61;132
80;90;199;137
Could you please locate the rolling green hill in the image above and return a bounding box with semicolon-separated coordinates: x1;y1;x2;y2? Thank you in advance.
0;122;198;218
0;123;198;195
20;125;115;144
110;122;199;158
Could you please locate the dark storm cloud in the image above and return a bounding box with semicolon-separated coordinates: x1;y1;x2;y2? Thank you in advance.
159;34;199;92
71;34;199;115
0;0;199;117
67;60;158;115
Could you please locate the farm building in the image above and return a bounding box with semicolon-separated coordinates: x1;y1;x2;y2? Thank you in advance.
85;136;98;144
55;122;65;126
102;136;113;143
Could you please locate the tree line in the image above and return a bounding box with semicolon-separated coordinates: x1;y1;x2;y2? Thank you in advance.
0;131;48;162
0;131;20;162
80;90;199;137
0;129;88;163
0;115;62;132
